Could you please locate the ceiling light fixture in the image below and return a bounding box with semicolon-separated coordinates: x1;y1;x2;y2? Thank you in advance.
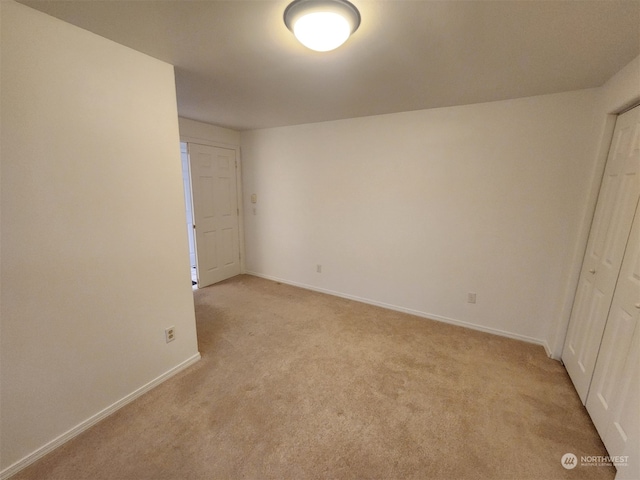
284;0;361;52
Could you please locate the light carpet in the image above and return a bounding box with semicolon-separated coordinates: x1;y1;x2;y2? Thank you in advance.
12;274;614;480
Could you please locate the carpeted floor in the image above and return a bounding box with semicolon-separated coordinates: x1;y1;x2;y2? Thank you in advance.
13;274;614;480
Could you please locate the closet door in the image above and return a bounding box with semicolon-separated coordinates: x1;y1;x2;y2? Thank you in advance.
586;203;639;479
562;105;640;403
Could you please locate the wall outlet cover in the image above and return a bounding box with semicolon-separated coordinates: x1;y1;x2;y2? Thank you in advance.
165;326;176;343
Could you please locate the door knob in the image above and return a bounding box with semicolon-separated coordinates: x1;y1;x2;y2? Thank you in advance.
635;303;640;309
589;269;596;274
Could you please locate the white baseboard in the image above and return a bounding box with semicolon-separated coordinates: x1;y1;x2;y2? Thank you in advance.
247;271;549;352
1;353;201;480
542;341;558;360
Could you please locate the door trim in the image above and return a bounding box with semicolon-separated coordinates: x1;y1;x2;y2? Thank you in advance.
549;103;636;359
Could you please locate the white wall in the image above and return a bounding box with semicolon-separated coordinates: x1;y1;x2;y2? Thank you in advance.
179;117;240;147
602;55;640;114
241;89;601;349
0;2;200;476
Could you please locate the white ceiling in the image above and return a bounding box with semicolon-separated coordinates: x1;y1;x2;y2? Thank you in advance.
19;0;640;131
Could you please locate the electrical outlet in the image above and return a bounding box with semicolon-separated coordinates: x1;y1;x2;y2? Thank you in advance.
467;293;477;304
165;326;176;343
316;264;322;273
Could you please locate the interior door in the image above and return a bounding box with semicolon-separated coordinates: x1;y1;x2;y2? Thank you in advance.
189;143;241;287
562;105;640;403
585;202;639;478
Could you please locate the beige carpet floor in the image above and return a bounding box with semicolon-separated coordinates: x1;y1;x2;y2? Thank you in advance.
13;274;614;480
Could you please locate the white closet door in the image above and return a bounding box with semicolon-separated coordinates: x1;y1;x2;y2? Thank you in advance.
189;143;241;287
585;201;639;475
563;105;640;403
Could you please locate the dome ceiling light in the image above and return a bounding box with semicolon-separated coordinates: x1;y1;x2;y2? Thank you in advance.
284;0;361;52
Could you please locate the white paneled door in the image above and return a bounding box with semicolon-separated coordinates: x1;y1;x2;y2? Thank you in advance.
189;143;241;288
563;105;640;403
586;203;639;479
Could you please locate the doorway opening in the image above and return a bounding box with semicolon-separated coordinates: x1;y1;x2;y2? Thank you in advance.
180;141;242;289
180;142;197;287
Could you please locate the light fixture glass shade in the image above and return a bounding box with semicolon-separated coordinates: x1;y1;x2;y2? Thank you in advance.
293;12;351;52
284;0;361;52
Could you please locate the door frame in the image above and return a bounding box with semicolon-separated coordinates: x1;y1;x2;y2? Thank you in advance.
561;105;640;402
180;135;246;277
549;97;640;360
